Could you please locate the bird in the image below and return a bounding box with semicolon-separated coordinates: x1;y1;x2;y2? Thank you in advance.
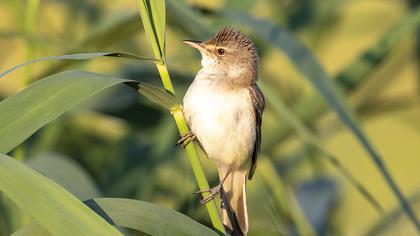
178;27;264;235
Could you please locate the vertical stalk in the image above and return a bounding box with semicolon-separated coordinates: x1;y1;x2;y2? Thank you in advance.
155;61;175;95
157;68;225;234
137;0;225;232
171;106;225;233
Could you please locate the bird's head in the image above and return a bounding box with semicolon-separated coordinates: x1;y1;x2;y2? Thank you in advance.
183;27;259;84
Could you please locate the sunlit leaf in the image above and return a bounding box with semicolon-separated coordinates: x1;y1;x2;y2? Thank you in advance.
26;153;101;201
0;70;133;153
0;153;122;236
138;82;177;110
137;0;166;60
13;198;219;236
0;52;156;79
11;223;48;236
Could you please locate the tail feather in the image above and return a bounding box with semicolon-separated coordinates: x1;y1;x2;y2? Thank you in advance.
219;169;248;235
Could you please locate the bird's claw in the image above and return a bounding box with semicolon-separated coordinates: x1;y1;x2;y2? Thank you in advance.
176;131;196;148
194;184;222;204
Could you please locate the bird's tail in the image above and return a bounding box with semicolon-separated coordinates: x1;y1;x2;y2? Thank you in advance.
219;169;248;236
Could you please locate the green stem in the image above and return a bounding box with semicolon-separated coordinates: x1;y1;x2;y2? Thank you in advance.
171;106;225;233
155;61;175;95
156;62;225;234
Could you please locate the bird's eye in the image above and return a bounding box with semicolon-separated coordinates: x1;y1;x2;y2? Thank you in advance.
217;48;225;55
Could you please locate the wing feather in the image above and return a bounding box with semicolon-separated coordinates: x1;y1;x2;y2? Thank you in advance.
247;83;265;180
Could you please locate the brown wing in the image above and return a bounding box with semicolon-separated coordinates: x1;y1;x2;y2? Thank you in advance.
247;83;265;180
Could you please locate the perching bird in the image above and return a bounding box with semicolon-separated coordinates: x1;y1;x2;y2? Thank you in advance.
178;27;264;235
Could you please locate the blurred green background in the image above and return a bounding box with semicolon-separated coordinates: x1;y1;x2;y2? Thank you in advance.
0;0;419;235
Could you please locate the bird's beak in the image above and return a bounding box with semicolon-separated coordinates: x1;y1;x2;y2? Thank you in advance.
182;40;204;50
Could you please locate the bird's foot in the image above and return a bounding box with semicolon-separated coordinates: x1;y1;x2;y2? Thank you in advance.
194;184;222;204
176;131;196;148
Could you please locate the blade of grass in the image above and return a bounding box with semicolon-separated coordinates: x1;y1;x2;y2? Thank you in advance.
137;82;177;110
13;198;219;236
0;153;122;236
137;0;165;60
0;70;133;153
0;52;156;79
136;1;224;233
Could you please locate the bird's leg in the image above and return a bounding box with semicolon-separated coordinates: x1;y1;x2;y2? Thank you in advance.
194;169;232;204
176;131;196;148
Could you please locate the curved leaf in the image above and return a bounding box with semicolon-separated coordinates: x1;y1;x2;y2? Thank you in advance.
11;223;48;236
0;70;133;153
137;82;177;110
0;153;121;236
85;198;218;236
26;153;101;201
137;0;166;60
13;198;219;236
0;52;156;79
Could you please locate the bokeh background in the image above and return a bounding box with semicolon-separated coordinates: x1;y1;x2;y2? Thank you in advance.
0;0;419;235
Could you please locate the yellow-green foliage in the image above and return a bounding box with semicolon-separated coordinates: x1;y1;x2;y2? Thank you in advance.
0;0;419;235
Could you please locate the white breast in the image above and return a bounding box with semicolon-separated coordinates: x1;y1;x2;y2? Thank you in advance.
183;73;255;170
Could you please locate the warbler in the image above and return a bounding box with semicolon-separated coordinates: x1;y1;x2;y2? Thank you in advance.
179;27;264;235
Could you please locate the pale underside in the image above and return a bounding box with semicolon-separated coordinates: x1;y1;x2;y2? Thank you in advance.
183;68;255;172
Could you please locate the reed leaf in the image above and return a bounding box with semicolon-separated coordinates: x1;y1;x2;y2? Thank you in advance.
137;0;165;61
13;198;219;236
137;82;177;110
0;153;121;236
0;70;133;153
0;52;156;79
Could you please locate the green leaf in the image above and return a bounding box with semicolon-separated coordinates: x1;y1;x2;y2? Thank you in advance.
226;11;420;230
0;52;156;79
138;82;177;110
26;153;101;201
86;198;218;236
11;223;48;236
137;0;166;60
0;70;133;153
261;81;385;215
13;198;219;236
0;153;122;236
